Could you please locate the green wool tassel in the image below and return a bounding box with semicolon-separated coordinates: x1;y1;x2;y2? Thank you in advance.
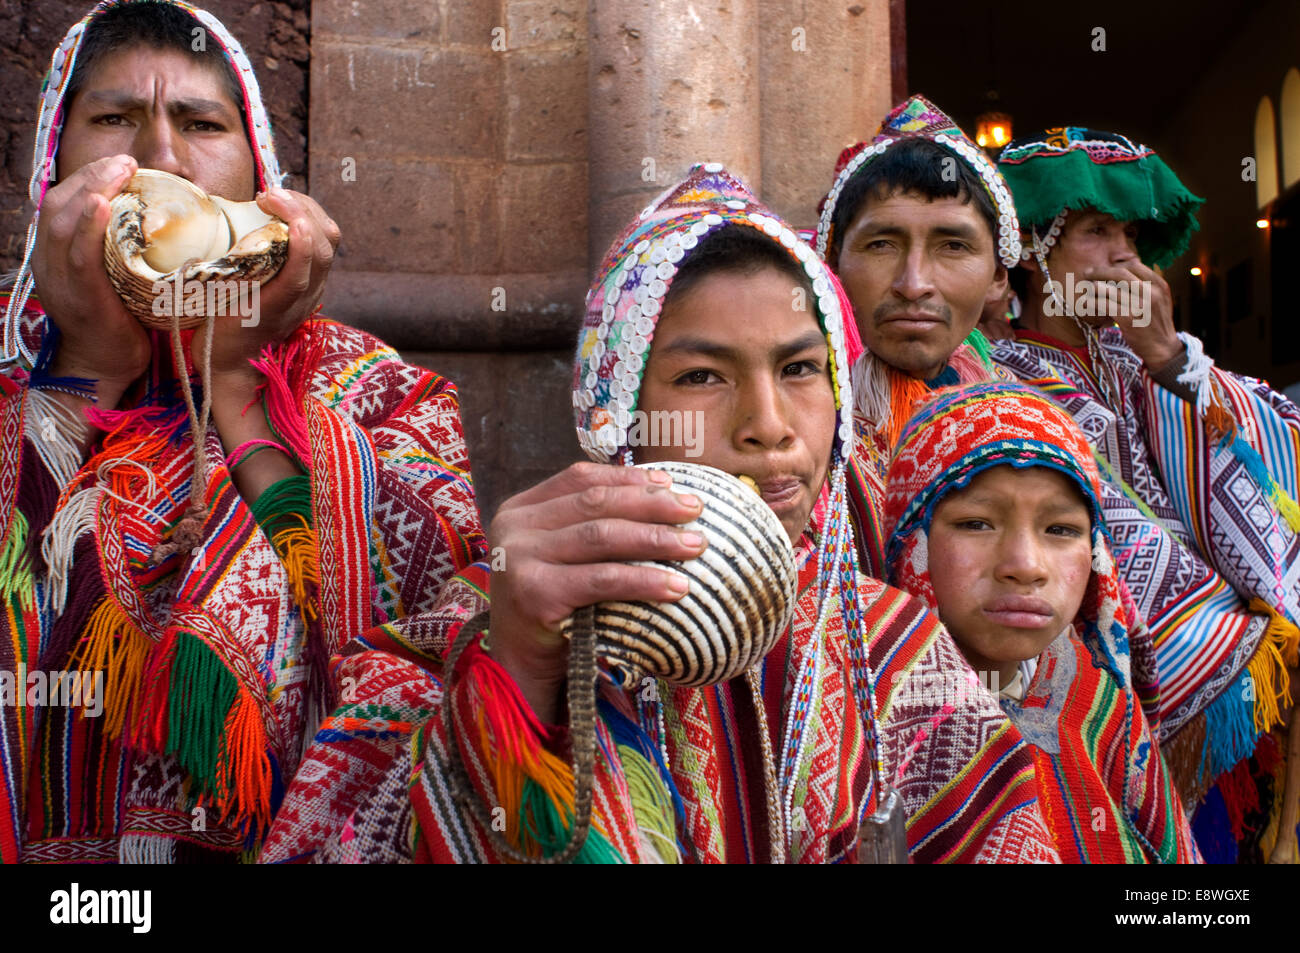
518;778;624;864
249;474;313;538
0;511;35;609
965;327;994;372
165;631;239;795
618;743;680;863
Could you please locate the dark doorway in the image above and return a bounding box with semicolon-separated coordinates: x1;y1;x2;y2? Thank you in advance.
1271;187;1300;360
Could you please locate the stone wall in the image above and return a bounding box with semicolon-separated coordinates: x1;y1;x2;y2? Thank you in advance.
313;0;893;520
311;0;591;521
0;0;893;522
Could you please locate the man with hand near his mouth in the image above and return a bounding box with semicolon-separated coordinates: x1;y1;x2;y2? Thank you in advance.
885;382;1200;863
1;0;488;865
994;129;1300;863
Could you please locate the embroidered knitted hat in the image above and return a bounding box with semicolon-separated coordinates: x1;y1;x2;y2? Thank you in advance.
4;0;284;364
883;381;1137;688
814;94;1022;268
575;162;856;466
997;127;1204;269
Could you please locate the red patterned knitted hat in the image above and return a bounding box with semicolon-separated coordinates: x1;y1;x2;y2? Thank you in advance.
883;382;1141;689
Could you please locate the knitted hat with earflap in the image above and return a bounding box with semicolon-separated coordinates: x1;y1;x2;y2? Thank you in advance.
883;381;1149;701
813;94;1020;447
997;127;1202;272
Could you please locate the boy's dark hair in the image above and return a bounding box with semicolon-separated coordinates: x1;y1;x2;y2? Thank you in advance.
664;223;814;313
64;2;245;123
828;138;999;263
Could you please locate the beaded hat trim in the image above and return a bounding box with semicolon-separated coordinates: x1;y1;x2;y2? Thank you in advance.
575;162;853;466
814;95;1022;269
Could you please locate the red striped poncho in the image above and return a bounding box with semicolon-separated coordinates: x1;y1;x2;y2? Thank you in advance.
1008;629;1200;862
290;517;1060;864
992;329;1300;827
0;302;486;862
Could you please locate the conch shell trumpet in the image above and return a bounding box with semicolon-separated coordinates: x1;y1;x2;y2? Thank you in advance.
103;169;288;328
577;461;797;688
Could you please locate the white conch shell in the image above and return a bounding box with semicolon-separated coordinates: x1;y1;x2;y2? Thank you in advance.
583;461;798;688
103;169;289;328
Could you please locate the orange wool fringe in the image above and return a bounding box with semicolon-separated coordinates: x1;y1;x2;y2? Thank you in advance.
1205;401;1237;446
65;602;274;831
269;521;319;622
213;690;274;828
1246;598;1300;733
66;597;151;739
884;372;932;450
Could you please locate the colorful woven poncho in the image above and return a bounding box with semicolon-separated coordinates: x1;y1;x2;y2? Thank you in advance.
993;129;1300;861
0;0;488;863
883;382;1200;863
296;164;1060;863
812;95;1020;577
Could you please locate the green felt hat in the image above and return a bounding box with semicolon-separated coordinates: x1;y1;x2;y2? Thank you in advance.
997;128;1204;269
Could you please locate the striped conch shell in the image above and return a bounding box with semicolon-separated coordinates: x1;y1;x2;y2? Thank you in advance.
584;461;797;688
103;169;288;328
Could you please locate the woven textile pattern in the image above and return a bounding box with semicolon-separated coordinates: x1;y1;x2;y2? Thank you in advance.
993;330;1298;780
345;555;1059;863
0;305;487;863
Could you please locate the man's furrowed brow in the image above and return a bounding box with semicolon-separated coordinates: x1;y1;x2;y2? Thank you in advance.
930;222;982;240
856;219;907;237
79;90;236;116
169;96;238;117
775;331;830;362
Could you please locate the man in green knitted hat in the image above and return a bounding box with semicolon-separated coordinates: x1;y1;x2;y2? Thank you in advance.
992;127;1300;863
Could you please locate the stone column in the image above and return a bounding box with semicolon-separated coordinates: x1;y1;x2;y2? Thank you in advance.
587;0;762;270
757;0;893;229
311;0;590;520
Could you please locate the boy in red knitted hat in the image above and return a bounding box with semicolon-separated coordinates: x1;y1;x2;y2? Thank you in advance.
883;381;1199;862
